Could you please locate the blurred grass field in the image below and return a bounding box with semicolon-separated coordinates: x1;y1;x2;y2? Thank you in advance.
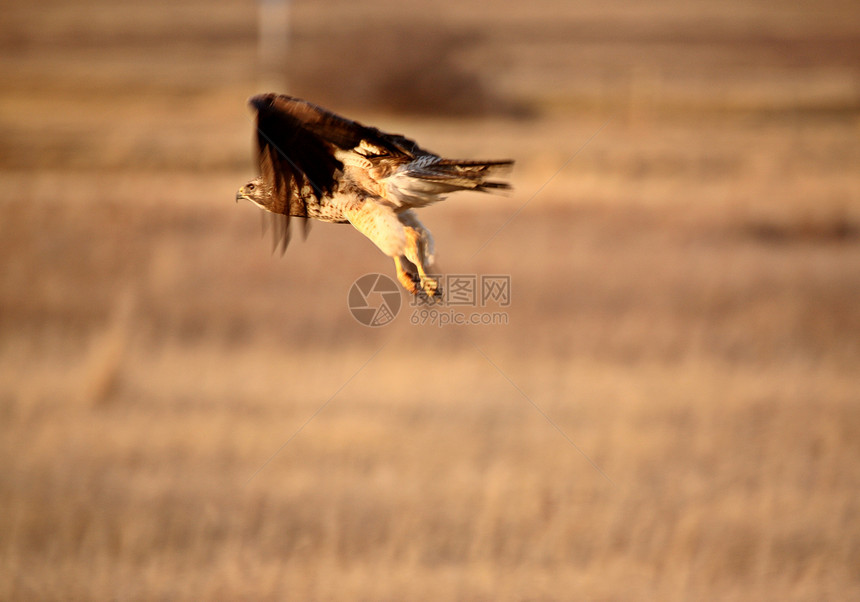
1;0;859;599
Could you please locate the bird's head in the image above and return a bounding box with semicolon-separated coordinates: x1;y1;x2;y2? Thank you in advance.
235;177;274;211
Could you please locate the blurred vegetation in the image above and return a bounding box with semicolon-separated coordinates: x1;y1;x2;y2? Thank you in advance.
1;0;859;600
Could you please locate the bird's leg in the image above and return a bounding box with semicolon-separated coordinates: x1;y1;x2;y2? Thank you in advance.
404;227;441;298
393;256;421;296
398;211;440;298
342;201;416;294
342;201;439;298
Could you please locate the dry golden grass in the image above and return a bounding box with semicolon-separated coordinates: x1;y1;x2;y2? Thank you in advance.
2;0;859;599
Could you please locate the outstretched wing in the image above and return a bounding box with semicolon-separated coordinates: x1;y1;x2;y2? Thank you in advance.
249;93;427;216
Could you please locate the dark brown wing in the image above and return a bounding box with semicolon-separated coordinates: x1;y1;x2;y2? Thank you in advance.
249;93;428;216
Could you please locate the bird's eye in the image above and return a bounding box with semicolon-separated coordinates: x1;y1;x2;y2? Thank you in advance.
247;183;255;191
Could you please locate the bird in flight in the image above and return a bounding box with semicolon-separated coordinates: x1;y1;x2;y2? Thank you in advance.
236;93;513;298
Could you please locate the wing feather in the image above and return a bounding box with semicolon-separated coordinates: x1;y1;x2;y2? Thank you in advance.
249;93;430;216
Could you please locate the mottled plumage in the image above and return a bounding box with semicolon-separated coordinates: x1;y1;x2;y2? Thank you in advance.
236;93;512;297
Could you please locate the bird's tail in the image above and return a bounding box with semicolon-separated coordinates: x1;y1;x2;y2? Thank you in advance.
405;159;514;193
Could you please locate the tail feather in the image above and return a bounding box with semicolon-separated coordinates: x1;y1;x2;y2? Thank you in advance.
405;158;513;193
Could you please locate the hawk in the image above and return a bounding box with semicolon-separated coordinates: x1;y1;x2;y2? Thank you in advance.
236;93;513;298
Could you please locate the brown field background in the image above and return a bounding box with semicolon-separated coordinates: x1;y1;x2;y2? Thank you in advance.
2;0;860;599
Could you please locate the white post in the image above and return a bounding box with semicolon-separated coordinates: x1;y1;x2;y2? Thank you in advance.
257;0;290;92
